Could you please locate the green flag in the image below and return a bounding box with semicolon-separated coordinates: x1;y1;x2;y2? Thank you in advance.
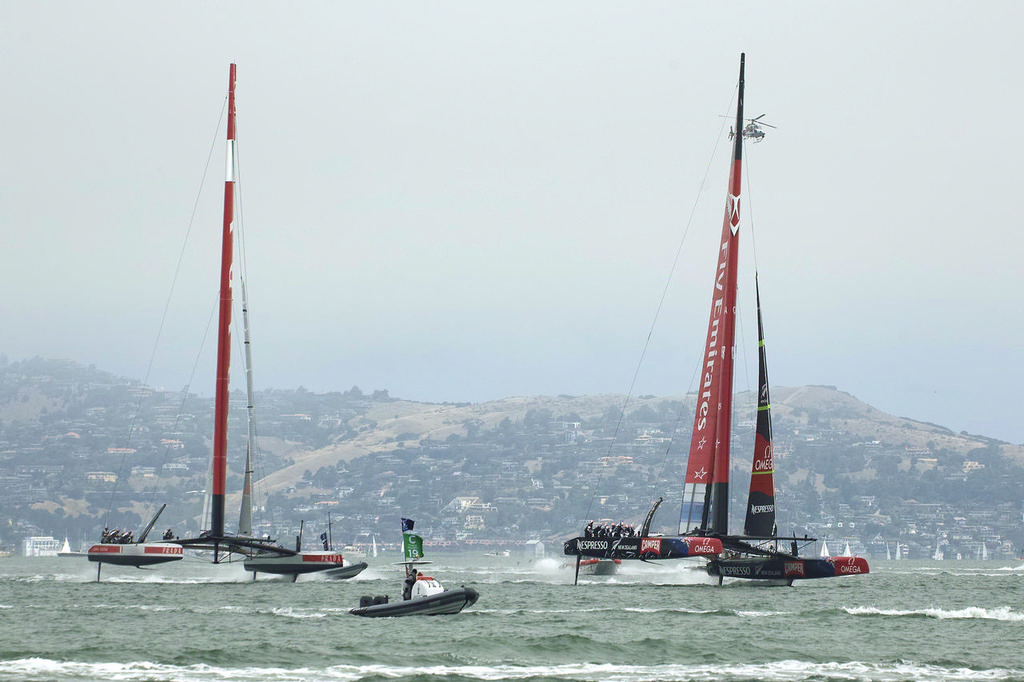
403;533;424;560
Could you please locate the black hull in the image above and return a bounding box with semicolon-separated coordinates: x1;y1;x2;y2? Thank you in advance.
350;587;479;617
707;555;870;583
563;535;722;561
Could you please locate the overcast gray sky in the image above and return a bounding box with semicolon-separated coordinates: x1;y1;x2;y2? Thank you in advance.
2;2;1022;443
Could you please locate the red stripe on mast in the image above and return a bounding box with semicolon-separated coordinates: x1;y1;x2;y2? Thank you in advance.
211;63;237;538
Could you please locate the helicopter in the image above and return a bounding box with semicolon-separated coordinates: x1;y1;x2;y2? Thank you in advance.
728;113;776;143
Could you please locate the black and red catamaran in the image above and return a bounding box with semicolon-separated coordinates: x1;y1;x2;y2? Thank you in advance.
89;65;366;582
564;54;869;585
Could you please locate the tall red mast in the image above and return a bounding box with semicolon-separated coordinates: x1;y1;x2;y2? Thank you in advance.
680;53;744;536
211;63;237;539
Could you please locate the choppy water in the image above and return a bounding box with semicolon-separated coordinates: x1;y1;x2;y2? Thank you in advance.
1;554;1022;681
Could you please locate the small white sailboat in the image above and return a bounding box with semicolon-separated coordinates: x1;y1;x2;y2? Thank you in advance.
57;537;84;557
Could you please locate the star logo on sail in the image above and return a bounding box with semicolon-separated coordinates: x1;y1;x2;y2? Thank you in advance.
694;468;708;480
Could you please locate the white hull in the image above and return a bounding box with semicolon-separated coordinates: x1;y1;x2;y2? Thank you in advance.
243;551;346;576
87;543;184;566
323;561;369;580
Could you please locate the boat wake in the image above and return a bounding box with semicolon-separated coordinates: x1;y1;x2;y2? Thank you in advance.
846;605;1024;622
1;657;1018;682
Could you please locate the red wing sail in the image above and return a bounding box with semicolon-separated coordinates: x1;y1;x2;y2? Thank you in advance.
210;63;237;538
680;54;745;536
743;277;776;537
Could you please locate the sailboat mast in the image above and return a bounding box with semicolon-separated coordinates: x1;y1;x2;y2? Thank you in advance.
211;63;237;539
680;53;744;536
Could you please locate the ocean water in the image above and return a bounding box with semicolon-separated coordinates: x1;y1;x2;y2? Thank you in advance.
1;554;1022;682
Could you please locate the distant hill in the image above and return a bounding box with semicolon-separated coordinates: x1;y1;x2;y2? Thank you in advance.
4;356;1023;561
254;387;1024;501
771;385;1015;455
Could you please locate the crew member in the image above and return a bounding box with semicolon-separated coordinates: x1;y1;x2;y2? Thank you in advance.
402;568;418;600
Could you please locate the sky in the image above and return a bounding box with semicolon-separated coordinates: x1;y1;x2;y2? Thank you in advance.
2;2;1022;444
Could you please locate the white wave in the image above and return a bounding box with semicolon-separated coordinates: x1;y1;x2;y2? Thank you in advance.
0;657;1019;682
267;606;330;619
532;557;563;573
848;605;1024;621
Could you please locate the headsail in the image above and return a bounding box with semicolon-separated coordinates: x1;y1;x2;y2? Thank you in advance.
743;277;776;538
237;280;256;537
680;53;745;536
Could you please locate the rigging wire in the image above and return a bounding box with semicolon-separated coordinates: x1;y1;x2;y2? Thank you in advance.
727;138;760;526
102;96;229;532
146;298;219;529
644;90;743;531
581;87;738;527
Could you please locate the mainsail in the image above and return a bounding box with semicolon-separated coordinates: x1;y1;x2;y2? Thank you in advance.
210;63;238;543
743;277;777;538
680;54;745;536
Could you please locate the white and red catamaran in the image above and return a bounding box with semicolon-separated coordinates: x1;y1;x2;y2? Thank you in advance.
564;54;869;585
89;65;365;582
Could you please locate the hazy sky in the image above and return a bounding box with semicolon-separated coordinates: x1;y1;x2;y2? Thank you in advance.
2;2;1022;444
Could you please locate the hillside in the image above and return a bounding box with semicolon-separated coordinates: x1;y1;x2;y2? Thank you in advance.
3;357;1023;558
257;388;1022;502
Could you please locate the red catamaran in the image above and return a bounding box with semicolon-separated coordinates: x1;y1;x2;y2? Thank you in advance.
564;54;869;585
89;65;366;582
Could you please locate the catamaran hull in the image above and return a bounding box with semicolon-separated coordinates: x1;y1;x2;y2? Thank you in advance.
707;555;869;584
563;535;723;561
87;543;184;566
579;558;620;575
349;587;479;617
323;561;369;580
243;551;347;575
